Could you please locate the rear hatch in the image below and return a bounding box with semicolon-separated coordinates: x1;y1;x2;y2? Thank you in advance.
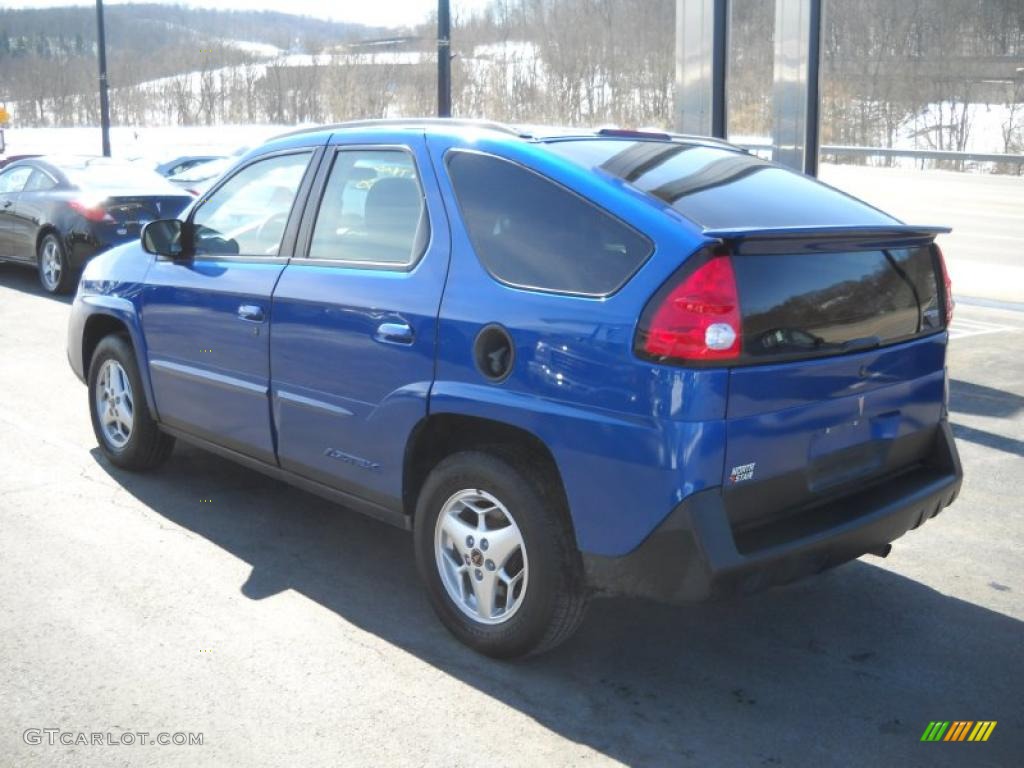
718;232;951;551
546;138;955;551
60;160;194;238
104;195;192;227
85;194;193;241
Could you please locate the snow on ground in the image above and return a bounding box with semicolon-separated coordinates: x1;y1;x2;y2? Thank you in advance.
900;102;1018;155
731;102;1021;159
226;40;284;58
128;54;325;95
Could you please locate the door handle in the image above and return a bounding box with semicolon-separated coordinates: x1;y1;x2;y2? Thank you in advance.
374;321;414;345
1;200;12;209
237;304;265;322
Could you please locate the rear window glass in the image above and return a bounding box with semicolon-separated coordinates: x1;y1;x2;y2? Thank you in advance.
446;151;652;296
62;163;174;191
734;247;942;362
546;139;896;230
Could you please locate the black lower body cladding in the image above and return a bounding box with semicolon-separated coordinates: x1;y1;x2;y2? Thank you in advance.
584;421;962;603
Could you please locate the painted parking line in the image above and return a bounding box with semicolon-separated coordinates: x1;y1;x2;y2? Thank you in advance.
947;305;1024;340
949;318;1019;340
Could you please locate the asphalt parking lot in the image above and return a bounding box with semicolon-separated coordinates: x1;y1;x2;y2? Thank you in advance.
1;261;1021;767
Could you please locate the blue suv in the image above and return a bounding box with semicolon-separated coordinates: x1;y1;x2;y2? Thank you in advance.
68;120;962;657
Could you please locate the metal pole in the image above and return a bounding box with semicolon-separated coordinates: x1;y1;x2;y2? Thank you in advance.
674;0;729;137
710;0;728;138
804;0;823;176
437;0;451;118
95;0;111;156
772;0;823;175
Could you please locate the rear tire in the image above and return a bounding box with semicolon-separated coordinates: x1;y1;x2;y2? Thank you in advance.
88;334;174;470
414;450;589;658
37;232;75;295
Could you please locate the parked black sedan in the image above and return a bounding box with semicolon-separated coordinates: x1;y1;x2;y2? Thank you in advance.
0;156;193;293
0;153;41;170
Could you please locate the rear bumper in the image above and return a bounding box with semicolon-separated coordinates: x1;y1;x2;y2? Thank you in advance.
583;420;962;603
66;223;135;272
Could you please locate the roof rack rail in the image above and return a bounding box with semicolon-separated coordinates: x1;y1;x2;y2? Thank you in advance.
273;118;525;140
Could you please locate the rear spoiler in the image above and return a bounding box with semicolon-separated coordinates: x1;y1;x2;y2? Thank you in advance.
703;224;951;254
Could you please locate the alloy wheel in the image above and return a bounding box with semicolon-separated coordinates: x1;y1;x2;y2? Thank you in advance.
95;359;135;449
434;489;529;625
40;238;62;291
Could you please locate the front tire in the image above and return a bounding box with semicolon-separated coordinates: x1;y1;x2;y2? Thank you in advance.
88;334;175;470
37;232;75;294
414;450;589;658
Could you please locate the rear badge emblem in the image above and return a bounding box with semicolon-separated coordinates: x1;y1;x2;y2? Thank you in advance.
729;462;756;484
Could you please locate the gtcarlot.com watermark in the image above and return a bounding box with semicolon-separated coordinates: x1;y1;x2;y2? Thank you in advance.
23;728;203;747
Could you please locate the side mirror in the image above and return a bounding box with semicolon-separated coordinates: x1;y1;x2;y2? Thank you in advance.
141;219;189;260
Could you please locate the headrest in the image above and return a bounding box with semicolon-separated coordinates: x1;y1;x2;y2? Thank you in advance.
364;177;421;226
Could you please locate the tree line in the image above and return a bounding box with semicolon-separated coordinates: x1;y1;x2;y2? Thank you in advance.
1;1;1022;168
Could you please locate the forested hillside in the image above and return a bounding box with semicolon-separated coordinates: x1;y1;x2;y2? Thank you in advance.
1;0;1022;164
0;4;381;124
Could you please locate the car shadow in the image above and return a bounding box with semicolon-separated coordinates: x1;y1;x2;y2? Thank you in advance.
0;261;74;304
949;379;1024;458
90;444;1021;767
952;423;1024;460
950;379;1024;419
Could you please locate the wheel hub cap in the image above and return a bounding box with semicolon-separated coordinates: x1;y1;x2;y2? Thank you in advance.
41;239;61;288
95;360;134;449
434;489;528;625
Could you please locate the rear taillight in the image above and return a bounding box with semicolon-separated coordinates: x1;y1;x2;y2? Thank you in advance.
936;244;954;326
69;199;114;223
636;251;742;363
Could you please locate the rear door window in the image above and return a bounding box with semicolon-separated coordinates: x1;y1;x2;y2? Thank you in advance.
446;152;652;296
308;149;428;266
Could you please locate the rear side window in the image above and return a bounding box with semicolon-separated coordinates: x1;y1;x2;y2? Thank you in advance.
0;165;32;194
446;152;652;296
25;170;56;192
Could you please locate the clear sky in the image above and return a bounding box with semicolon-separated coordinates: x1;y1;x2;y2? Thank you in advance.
6;0;494;28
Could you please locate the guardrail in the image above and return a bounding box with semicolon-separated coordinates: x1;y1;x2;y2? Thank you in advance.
737;142;1024;166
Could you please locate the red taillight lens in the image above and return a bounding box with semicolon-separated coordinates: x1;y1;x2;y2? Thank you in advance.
637;252;742;363
935;244;954;326
69;200;114;223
